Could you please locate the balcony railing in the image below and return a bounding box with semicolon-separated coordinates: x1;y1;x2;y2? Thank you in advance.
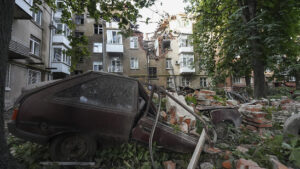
53;35;71;48
51;62;71;75
179;65;195;74
179;46;193;53
106;44;124;53
9;39;30;59
108;66;123;73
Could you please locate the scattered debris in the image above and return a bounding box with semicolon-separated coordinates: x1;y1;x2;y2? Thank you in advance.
283;113;300;137
200;162;214;169
236;158;266;169
163;160;176;169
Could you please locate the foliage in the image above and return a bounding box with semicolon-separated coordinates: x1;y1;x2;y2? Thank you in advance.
261;106;277;120
267;86;293;97
185;95;197;105
213;95;227;106
8;135;191;169
185;0;300;98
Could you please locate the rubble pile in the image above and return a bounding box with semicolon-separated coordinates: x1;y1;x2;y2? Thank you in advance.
162;93;196;134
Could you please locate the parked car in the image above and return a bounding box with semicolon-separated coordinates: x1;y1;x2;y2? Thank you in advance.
8;71;199;161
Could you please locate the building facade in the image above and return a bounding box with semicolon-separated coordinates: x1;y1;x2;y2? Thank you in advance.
5;0;71;109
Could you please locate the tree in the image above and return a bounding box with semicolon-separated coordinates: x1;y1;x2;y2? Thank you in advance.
186;0;300;98
0;0;155;168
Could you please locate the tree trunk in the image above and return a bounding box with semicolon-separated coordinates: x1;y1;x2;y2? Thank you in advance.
252;58;266;98
0;0;14;169
245;74;251;87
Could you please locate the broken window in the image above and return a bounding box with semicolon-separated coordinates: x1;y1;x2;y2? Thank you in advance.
130;57;139;69
30;36;41;56
94;24;103;34
200;77;207;88
148;67;157;79
75;15;84;25
166;58;172;69
28;69;41;85
93;43;102;53
130;37;138;48
93;61;103;71
54;77;137;111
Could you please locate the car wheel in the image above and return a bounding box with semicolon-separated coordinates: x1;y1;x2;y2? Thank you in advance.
50;133;97;161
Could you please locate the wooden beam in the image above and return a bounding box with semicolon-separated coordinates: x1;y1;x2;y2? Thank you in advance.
187;129;206;169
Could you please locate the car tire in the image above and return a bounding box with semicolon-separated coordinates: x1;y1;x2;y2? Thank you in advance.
50;133;97;161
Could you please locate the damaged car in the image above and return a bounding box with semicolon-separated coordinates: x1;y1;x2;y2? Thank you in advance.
8;71;241;161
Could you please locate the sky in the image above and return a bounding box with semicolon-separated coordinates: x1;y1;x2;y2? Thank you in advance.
137;0;188;36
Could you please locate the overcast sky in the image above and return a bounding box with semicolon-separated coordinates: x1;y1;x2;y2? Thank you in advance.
137;0;188;35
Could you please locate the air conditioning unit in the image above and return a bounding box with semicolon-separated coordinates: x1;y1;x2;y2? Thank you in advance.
175;61;180;65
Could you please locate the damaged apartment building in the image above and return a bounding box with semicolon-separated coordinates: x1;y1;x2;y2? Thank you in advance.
143;14;211;90
73;14;148;83
5;0;72;109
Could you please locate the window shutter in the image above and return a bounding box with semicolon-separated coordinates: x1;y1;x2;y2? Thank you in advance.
107;30;112;44
130;37;134;48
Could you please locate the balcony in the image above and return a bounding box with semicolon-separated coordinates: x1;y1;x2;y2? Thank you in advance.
53;35;71;48
179;46;193;53
179;66;195;74
14;0;32;19
54;11;62;19
108;66;123;73
106;44;124;53
9;39;29;59
51;62;70;75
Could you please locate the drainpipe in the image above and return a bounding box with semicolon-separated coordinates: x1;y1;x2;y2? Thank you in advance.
48;10;54;80
102;20;106;72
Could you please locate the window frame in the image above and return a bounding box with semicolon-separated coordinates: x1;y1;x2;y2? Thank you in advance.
130;37;138;49
130;57;139;69
32;10;42;26
75;15;84;25
167;76;174;88
148;67;157;79
182;77;191;87
200;77;207;88
233;77;241;84
29;36;41;57
166;58;172;69
93;61;103;71
94;24;103;34
28;69;41;85
107;30;122;44
93;43;102;53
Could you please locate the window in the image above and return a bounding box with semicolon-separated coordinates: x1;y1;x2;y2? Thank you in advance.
75;31;84;37
130;37;138;48
289;76;296;82
94;24;103;34
53;48;62;61
179;35;192;47
182;77;190;87
93;62;103;71
75;15;84;25
32;10;42;25
55;22;70;37
5;64;11;90
166;58;172;69
130;58;139;69
181;54;194;67
200;77;207;88
110;58;122;72
30;36;40;56
167;77;175;88
93;43;102;53
233;77;241;84
148;67;157;79
56;0;64;10
107;30;122;44
54;76;136;111
28;69;41;85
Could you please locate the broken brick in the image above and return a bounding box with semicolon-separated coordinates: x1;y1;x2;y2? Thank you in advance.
163;161;176;169
160;111;167;121
236;146;249;153
204;145;222;154
223;151;232;160
199;90;216;96
236;158;265;169
222;160;232;169
246;125;257;131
